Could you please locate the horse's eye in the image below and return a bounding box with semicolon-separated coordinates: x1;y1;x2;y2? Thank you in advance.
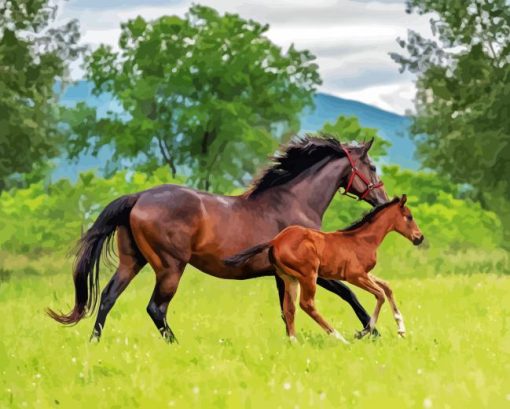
407;215;413;221
369;165;376;172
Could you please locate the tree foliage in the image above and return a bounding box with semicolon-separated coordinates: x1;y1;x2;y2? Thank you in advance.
65;5;321;192
391;0;510;201
318;115;391;160
0;0;83;189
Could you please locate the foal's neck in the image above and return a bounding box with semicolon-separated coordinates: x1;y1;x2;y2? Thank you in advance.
352;209;395;249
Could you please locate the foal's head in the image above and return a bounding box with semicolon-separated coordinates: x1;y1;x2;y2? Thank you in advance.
390;195;424;245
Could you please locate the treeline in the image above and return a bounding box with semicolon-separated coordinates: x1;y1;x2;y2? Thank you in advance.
0;162;507;276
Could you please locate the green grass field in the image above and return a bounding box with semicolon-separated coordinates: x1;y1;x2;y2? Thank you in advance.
1;259;509;409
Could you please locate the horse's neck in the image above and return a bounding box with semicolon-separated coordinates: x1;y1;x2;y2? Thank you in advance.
284;157;349;220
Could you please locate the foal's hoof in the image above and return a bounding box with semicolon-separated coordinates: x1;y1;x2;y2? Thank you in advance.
370;328;380;338
330;330;350;345
289;336;298;344
397;331;406;338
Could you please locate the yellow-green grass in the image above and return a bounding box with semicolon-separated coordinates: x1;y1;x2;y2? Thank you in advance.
1;261;509;409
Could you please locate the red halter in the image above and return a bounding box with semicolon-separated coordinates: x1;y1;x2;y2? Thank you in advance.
341;146;384;201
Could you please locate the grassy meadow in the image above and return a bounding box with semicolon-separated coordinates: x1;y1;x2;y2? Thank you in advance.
1;254;509;409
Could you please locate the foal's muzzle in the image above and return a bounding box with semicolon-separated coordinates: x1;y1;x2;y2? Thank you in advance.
412;235;425;246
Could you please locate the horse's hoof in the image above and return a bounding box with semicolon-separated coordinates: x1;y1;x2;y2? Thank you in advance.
89;330;101;343
289;335;298;344
398;331;406;338
161;328;178;344
355;329;369;339
370;328;381;338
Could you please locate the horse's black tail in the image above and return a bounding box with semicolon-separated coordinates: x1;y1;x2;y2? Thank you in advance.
47;194;139;325
224;242;272;267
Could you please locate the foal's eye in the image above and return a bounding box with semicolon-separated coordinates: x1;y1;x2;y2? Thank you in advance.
406;215;413;221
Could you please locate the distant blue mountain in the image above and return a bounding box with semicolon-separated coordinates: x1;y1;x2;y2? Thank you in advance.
54;81;417;180
302;93;416;169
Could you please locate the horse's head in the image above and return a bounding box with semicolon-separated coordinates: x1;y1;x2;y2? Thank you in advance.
340;138;389;207
391;195;424;246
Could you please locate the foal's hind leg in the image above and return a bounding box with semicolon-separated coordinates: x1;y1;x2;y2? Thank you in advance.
299;275;349;344
282;276;299;341
146;257;186;343
91;226;146;342
371;274;406;337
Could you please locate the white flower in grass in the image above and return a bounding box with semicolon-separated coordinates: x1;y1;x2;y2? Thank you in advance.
283;382;291;390
192;386;200;395
423;397;432;408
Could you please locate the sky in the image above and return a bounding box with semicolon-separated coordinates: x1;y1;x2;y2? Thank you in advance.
59;0;432;115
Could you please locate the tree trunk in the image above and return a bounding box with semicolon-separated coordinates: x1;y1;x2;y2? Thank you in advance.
157;137;176;177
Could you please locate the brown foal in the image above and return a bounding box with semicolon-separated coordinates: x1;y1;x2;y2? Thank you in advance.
225;195;424;343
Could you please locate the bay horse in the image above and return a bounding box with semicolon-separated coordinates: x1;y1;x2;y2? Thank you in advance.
48;135;388;343
225;195;424;342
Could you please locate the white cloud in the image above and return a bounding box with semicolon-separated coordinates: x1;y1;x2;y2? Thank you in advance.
59;0;432;114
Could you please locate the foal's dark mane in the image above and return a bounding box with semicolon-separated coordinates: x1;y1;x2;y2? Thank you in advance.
245;135;349;198
340;197;400;232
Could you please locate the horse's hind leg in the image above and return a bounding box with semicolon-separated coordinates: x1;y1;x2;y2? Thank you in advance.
146;257;186;343
91;226;146;341
316;278;371;330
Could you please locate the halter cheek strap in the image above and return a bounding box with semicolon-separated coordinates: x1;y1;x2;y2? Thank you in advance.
341;146;384;201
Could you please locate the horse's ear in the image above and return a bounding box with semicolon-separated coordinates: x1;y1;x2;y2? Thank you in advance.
400;194;407;207
361;137;374;158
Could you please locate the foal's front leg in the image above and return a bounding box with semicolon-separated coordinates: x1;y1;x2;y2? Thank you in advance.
348;274;385;338
371;274;406;337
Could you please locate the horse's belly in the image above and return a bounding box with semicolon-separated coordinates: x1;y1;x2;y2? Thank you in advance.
189;254;274;280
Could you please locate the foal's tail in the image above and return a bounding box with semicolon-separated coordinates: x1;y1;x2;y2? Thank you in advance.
47;194;139;325
224;242;272;267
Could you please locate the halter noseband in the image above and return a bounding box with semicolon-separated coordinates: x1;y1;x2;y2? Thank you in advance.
341;146;384;201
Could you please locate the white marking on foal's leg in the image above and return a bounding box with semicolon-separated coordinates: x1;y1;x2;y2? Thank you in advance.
368;317;377;331
330;329;349;345
289;335;298;343
394;313;406;336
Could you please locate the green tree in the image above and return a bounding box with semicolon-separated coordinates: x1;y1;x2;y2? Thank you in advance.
318;116;391;160
66;5;321;192
391;0;510;203
0;0;83;190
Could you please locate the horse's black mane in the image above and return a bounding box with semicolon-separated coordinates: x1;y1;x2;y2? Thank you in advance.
340;197;400;232
246;135;349;198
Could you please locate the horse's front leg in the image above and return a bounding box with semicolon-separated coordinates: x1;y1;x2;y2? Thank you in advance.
371;274;406;337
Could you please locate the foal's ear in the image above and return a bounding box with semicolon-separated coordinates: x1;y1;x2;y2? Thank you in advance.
361;137;374;158
399;194;407;207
